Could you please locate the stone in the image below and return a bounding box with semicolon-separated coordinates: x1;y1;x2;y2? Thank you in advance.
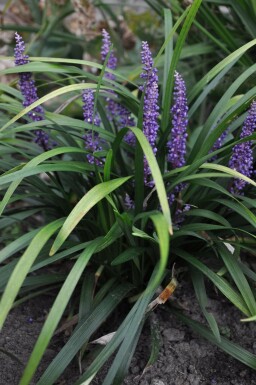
162;328;185;342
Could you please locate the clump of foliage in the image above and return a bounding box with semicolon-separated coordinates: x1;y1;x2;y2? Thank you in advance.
0;1;256;385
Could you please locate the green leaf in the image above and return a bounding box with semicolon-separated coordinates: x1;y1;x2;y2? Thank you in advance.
162;9;173;106
191;268;221;342
148;213;170;292
132;226;157;242
0;59;135;89
0;208;41;231
36;282;133;385
155;6;190;66
185;208;230;227
103;149;113;182
171;308;256;369
143;314;162;372
32;221;123;272
218;243;256;316
98;268;162;385
0;218;64;329
161;0;202;133
103;323;144;385
0;228;41;264
213;198;256;228
188;38;256;102
201;163;256;188
175;249;250;316
20;238;103;385
75;267;160;385
130;127;172;234
50;177;131;255
0;147;87;216
189;63;256;159
0;162;92;185
111;247;145;266
241;314;256;322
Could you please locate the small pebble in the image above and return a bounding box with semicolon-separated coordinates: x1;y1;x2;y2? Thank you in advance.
239;370;247;378
131;365;140;374
151;380;166;385
162;328;185;342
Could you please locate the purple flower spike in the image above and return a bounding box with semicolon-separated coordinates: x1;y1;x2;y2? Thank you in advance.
101;29;117;81
167;72;188;203
82;89;103;166
14;32;49;150
167;71;188;169
101;29;135;137
229;101;256;193
14;33;29;66
140;41;159;184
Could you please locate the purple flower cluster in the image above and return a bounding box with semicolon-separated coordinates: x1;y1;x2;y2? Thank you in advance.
82;89;103;165
229;101;256;193
167;71;188;203
14;32;49;150
101;29;117;81
124;193;135;210
174;204;191;227
140;41;159;184
209;129;228;161
167;71;188;169
101;29;135;136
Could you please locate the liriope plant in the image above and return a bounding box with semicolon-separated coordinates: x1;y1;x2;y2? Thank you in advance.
0;1;256;384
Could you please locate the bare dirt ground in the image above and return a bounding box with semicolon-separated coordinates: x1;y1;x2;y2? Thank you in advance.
1;282;256;385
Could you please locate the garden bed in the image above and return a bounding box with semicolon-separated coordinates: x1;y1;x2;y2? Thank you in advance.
1;282;256;385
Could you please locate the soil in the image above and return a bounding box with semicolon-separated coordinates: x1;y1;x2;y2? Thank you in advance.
1;283;256;385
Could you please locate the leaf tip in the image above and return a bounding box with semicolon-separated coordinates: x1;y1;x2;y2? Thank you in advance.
49;247;55;256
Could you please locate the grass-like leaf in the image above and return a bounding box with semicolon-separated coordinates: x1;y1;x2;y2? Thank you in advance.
175;249;250;316
188;38;256;102
191;268;221;342
0;218;64;329
171;307;256;369
130;127;172;234
0;147;87;216
50;177;131;255
161;0;202;133
20;238;103;385
36;282;133;385
217;243;256;317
